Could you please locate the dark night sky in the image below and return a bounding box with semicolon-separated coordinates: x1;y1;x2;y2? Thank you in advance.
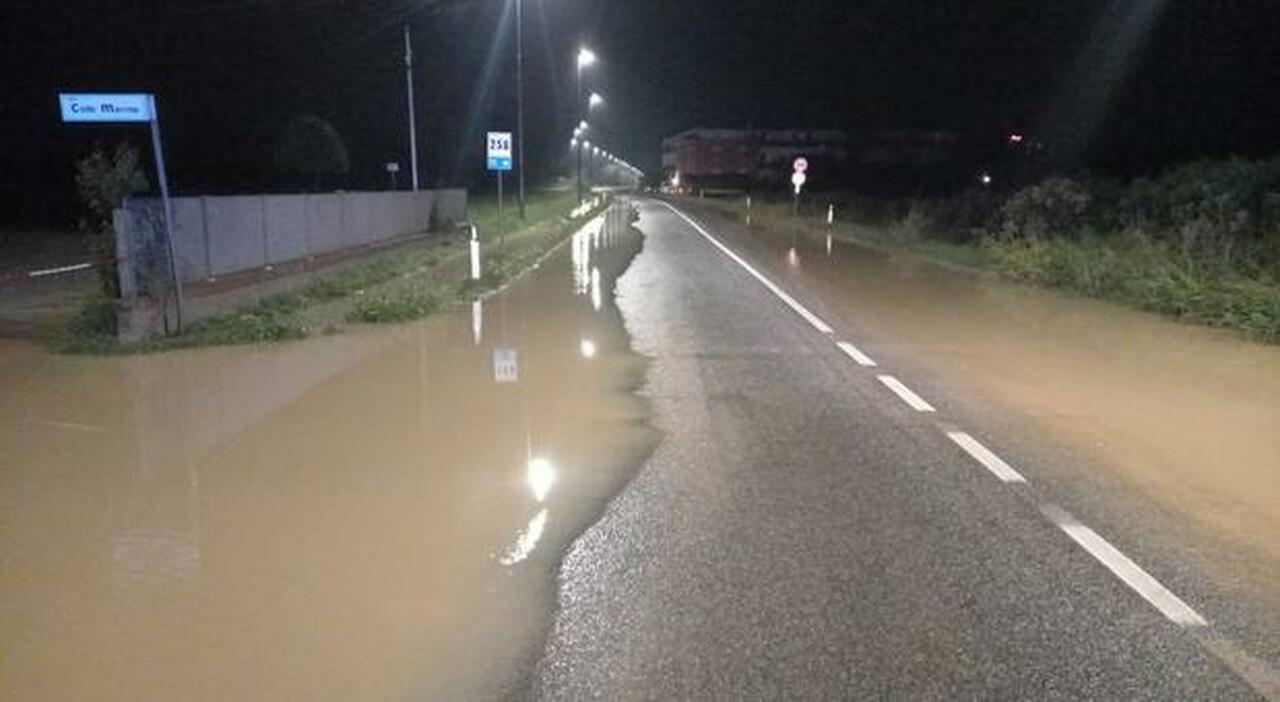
3;0;1278;225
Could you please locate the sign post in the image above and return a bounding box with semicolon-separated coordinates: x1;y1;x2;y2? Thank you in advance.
792;156;809;216
487;131;513;239
60;92;184;333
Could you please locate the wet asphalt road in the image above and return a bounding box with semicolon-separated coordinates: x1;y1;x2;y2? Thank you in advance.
527;198;1272;700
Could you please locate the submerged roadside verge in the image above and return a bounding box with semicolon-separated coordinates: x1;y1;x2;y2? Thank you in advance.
0;199;659;701
694;189;1280;344
52;191;611;354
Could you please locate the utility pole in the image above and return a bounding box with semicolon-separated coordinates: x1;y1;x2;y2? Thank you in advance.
576;49;584;205
515;0;527;219
404;23;420;191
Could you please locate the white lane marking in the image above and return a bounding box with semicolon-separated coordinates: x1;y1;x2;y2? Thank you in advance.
836;341;877;367
946;431;1027;483
876;375;936;412
1041;504;1207;627
659;202;833;334
29;262;93;278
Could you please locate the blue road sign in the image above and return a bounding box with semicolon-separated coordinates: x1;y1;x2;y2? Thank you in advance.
487;132;513;172
59;93;153;123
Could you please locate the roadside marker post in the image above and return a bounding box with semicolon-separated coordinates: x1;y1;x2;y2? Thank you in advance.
791;156;808;216
385;161;400;190
60;92;185;332
469;224;481;280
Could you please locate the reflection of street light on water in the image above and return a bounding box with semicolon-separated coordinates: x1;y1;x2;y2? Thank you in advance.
527;457;556;502
499;457;557;566
499;509;548;566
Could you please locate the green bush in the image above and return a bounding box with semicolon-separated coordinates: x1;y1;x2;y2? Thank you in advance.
999;177;1092;241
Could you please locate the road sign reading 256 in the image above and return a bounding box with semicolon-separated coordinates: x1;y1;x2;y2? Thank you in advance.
487;132;513;172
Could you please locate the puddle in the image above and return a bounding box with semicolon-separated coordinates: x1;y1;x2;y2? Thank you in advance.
714;209;1280;588
0;206;655;700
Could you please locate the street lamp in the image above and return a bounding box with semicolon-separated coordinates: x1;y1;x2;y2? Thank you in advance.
576;47;596;204
589;92;604;109
515;0;526;218
403;23;420;191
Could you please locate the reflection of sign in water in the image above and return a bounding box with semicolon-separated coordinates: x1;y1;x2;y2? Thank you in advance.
494;347;519;383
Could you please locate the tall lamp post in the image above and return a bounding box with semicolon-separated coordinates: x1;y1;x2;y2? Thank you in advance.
404;22;420;191
576;47;595;204
515;0;526;218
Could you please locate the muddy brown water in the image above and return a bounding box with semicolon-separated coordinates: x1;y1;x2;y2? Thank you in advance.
712;205;1279;591
0;207;654;700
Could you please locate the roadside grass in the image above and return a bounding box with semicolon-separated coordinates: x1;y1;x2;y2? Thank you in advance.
54;190;609;354
349;288;440;323
986;237;1280;342
694;196;1280;343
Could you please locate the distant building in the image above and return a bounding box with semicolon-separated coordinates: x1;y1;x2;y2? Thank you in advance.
858;129;959;167
661;128;850;193
660;127;980;195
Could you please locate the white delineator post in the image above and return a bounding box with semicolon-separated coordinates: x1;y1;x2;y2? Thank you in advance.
470;225;481;280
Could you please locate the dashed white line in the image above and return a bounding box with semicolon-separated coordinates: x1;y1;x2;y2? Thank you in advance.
1041;504;1207;627
946;431;1027;483
876;375;936;412
657;198;1219;633
836;341;877;367
660;202;833;334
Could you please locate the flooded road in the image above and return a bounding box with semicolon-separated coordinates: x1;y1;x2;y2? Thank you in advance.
0;206;653;700
703;204;1280;590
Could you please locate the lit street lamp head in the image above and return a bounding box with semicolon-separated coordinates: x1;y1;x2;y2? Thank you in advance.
577;48;596;68
589;92;605;109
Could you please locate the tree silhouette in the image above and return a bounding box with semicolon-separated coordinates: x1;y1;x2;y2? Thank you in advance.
274;115;350;191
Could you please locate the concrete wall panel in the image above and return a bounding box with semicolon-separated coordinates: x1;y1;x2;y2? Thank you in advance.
341;193;373;245
414;191;435;232
263;196;308;264
205;196;266;276
434;189;467;226
171;198;209;282
306;194;344;254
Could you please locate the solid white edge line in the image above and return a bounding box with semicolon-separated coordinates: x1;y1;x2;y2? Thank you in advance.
876;375;936;412
1041;504;1207;627
946;431;1027;483
836;341;877;367
29;262;93;278
660;202;833;334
